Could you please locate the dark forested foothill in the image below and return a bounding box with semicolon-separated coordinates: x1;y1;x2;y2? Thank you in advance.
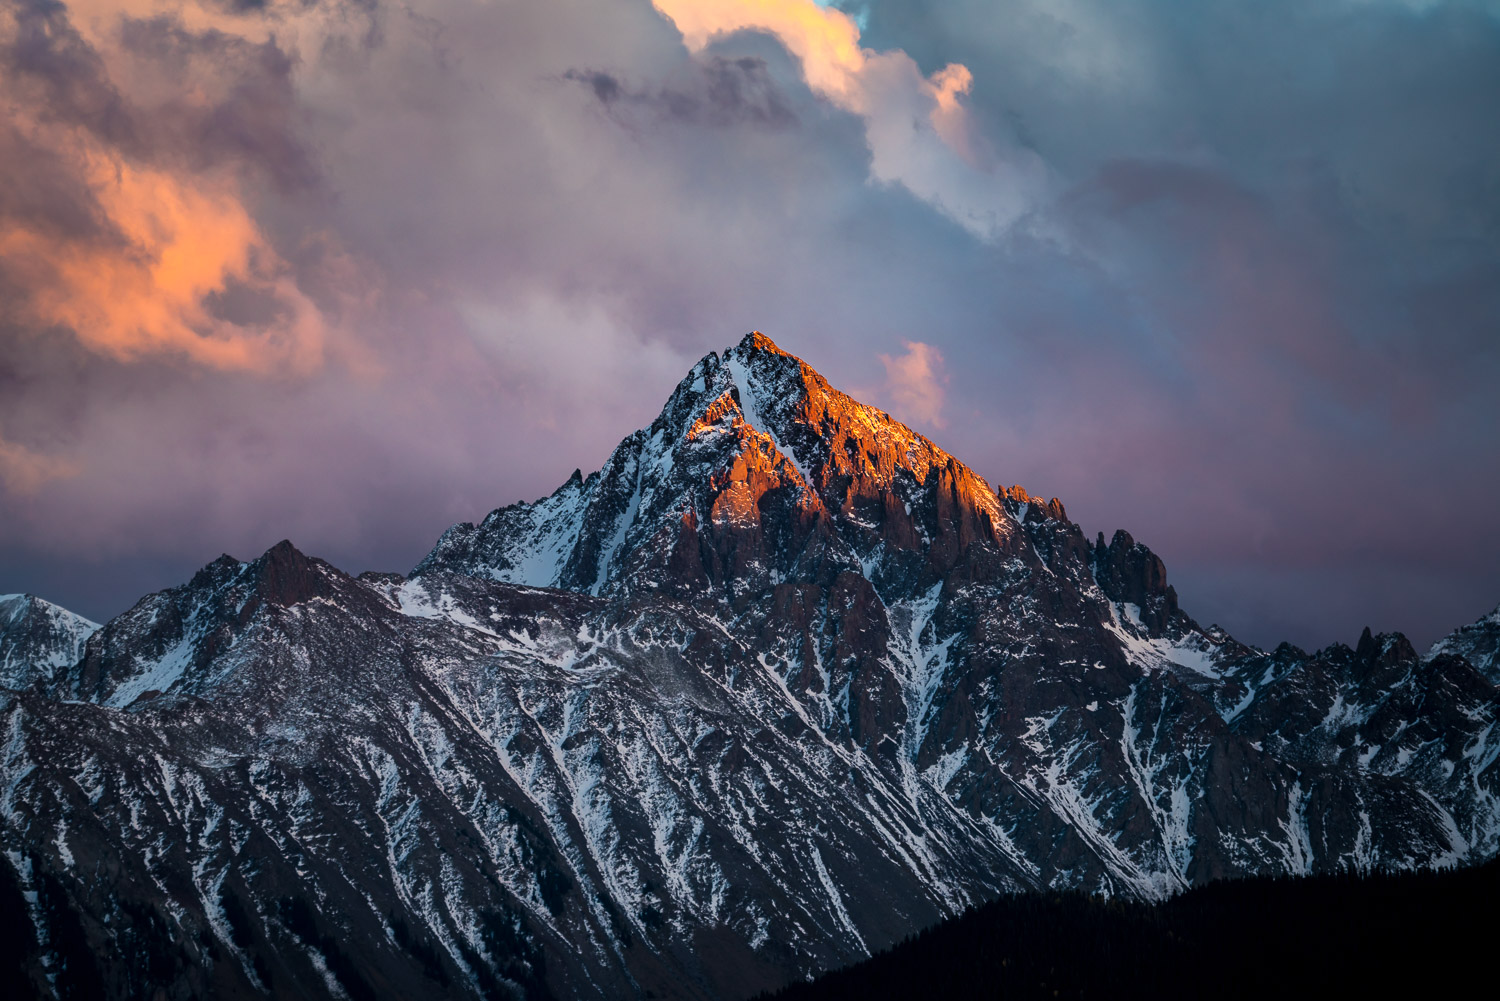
760;860;1500;1001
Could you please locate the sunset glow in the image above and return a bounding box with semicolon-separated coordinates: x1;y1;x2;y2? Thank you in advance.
2;6;1500;993
1;152;325;371
0;0;1496;653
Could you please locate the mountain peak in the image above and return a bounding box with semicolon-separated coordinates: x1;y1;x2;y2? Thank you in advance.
251;539;338;608
56;540;372;707
737;329;790;356
418;333;1018;595
1090;529;1179;634
0;592;99;689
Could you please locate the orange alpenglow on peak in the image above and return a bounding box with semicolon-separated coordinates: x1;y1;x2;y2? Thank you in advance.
417;330;1031;596
999;485;1068;522
686;390;746;441
738;331;791;356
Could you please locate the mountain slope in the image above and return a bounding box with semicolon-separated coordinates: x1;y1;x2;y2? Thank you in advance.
1;333;1497;1000
0;594;98;690
1428;603;1500;684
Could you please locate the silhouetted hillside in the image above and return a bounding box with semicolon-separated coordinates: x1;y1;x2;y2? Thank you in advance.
760;860;1500;1000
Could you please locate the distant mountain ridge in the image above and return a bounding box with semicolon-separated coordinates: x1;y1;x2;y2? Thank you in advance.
0;594;98;690
1428;604;1500;684
1;333;1497;1000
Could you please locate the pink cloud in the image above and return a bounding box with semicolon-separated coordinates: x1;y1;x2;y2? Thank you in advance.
879;340;949;429
0;431;77;495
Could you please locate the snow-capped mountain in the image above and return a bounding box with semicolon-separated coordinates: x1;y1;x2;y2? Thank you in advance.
0;594;98;690
2;333;1497;1000
1428;604;1500;684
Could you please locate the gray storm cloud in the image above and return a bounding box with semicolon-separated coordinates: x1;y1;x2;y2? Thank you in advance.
0;0;1497;652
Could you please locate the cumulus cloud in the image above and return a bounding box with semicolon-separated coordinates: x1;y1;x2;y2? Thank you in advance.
651;0;1048;237
879;340;948;428
0;0;347;372
0;152;332;371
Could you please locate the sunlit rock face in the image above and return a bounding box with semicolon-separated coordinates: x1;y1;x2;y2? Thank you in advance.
2;334;1497;1000
418;332;1016;602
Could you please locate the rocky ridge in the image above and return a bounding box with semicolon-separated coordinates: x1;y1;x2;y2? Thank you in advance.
0;594;98;691
1428;604;1500;685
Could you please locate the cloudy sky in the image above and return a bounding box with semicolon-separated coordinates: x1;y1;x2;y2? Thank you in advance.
1;0;1497;650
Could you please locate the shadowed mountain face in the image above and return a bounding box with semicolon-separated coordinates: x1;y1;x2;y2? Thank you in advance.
1;334;1497;1000
0;594;97;691
1428;605;1500;685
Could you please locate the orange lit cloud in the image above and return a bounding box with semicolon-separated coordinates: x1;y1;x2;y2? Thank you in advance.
651;0;1045;237
0;2;344;374
879;340;949;428
654;0;869;108
928;63;976;161
0;150;327;372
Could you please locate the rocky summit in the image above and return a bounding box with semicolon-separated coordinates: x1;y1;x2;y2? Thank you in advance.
2;333;1497;1000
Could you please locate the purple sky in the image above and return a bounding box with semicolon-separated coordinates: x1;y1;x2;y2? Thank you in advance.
1;0;1497;652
